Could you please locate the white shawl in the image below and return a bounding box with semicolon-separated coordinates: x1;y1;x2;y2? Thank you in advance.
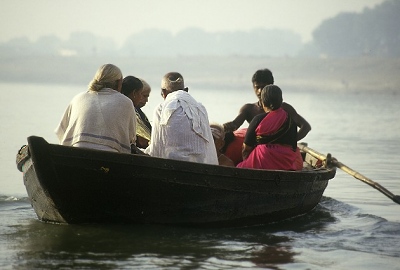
145;90;218;164
55;88;136;153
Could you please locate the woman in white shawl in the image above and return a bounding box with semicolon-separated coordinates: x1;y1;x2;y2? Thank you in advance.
55;64;136;153
145;72;218;165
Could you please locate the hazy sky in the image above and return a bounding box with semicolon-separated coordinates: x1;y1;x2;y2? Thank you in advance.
1;0;386;45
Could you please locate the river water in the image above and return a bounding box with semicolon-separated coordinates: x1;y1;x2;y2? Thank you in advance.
1;82;399;269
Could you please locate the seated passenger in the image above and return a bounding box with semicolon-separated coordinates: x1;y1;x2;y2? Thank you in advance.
223;68;311;141
210;123;234;167
137;79;152;147
121;76;152;149
144;72;218;164
221;127;247;166
237;85;303;171
55;64;135;153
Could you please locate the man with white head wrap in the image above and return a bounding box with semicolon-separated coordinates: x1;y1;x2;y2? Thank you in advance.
55;63;136;153
145;72;218;164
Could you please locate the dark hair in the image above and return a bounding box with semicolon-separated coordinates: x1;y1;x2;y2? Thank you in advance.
252;69;274;85
261;85;282;111
121;76;143;96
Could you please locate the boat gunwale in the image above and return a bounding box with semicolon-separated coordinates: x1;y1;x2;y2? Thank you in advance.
45;139;336;182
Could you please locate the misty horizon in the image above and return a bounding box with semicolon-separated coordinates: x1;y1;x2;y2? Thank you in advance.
0;0;399;93
2;1;399;59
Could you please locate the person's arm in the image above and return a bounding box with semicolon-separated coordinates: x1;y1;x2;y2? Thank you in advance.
131;143;147;155
223;104;251;133
55;104;72;143
241;113;265;160
281;102;311;141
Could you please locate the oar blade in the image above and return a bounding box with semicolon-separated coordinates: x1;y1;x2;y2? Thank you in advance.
298;143;400;205
393;195;400;205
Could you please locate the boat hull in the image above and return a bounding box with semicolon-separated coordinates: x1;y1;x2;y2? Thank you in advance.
17;136;336;227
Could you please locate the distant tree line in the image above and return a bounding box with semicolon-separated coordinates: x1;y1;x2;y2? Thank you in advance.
0;0;398;58
309;0;400;57
0;28;303;58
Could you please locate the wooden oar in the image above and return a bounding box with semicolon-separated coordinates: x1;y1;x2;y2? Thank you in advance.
298;143;400;205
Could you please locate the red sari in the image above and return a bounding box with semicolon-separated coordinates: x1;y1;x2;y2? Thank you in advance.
224;128;247;166
236;108;303;171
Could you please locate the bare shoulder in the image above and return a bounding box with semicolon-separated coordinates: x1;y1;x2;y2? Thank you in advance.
239;102;258;113
281;102;297;114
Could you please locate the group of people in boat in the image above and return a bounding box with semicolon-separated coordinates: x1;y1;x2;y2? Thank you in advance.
55;63;311;171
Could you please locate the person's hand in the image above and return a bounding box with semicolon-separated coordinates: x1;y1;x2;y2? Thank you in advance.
223;122;236;133
130;144;147;155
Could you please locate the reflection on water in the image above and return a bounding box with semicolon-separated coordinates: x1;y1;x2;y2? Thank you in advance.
11;221;297;269
2;195;399;269
251;246;297;269
5;198;347;269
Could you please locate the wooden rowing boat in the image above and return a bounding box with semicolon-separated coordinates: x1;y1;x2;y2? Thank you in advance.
16;136;336;227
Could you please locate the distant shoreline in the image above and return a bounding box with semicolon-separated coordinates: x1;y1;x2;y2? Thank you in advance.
1;56;399;93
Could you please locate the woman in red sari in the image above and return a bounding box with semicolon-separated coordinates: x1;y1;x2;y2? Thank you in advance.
237;85;303;171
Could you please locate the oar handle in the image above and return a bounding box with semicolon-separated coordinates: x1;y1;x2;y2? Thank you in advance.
298;144;332;165
298;143;400;205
